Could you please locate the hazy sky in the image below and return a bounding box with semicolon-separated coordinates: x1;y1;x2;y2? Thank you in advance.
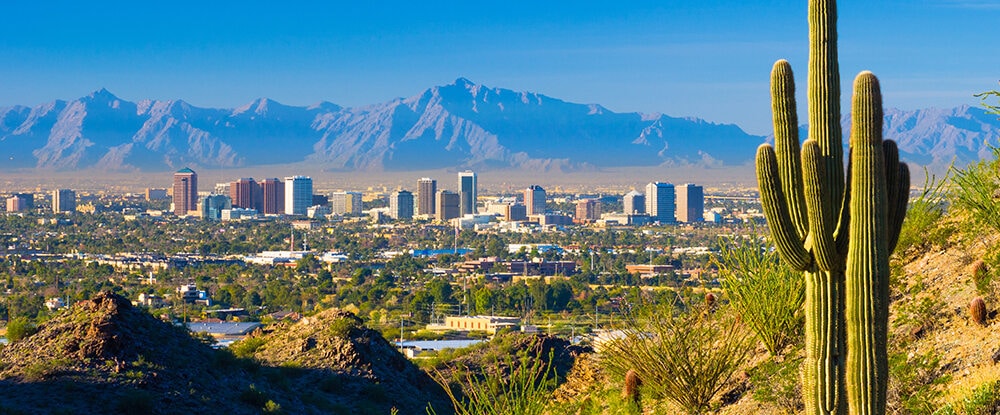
1;0;997;135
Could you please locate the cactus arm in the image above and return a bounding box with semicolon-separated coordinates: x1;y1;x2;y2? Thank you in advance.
835;148;852;256
803;270;847;415
845;71;889;415
803;140;841;271
888;163;910;253
757;144;813;271
772;60;810;239
809;0;845;215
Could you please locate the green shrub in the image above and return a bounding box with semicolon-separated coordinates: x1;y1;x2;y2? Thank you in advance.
715;230;804;356
5;317;37;342
962;381;1000;415
329;317;359;337
951;148;1000;234
888;350;950;415
115;389;155;415
897;168;949;255
601;299;754;414
750;352;803;413
229;336;266;358
429;350;557;415
240;384;269;408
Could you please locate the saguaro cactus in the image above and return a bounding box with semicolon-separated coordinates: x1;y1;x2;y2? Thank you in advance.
754;1;909;414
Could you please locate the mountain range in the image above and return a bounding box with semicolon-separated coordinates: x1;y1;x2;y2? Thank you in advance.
0;78;997;172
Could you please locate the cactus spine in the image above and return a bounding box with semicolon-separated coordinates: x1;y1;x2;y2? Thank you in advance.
755;1;909;414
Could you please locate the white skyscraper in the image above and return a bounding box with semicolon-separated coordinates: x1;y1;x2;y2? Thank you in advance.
645;182;675;224
284;176;313;215
458;170;477;215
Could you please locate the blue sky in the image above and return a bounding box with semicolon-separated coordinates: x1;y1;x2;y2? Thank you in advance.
0;0;997;135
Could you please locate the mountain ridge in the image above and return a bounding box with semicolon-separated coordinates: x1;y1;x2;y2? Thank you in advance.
0;79;996;173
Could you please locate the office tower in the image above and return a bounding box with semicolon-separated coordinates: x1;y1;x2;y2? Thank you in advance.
575;199;601;222
199;194;231;221
417;178;437;215
623;190;645;214
312;194;329;207
458;170;477;215
390;190;414;220
214;183;231;196
145;188;167;201
260;178;285;214
645;182;675;224
230;178;263;212
52;189;76;213
524;185;546;215
436;190;460;222
284;176;313;215
675;183;705;223
330;191;363;215
172;168;198;216
6;193;33;212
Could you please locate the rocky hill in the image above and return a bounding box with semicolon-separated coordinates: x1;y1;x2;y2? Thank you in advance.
244;308;452;414
0;292;273;414
0;292;453;415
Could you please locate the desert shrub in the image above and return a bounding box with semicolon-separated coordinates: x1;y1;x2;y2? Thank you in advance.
935;380;1000;415
601;299;754;414
749;351;803;413
229;336;266;358
115;389;154;415
5;317;37;342
971;260;993;297
715;230;804;356
263;400;282;414
240;384;269;408
888;350;951;415
898;168;950;255
951;148;1000;234
428;351;556;415
329;316;359;337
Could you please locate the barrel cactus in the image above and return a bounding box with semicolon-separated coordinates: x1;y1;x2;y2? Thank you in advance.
755;0;909;414
971;297;988;326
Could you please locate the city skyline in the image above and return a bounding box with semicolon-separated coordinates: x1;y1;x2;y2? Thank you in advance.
1;1;997;135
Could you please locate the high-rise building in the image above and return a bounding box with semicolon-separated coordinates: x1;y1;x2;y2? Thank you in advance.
284;176;313;215
524;185;546;215
230;178;263;212
575;199;601;223
6;193;33;212
645;182;675;224
436;190;460;222
623;190;645;215
52;189;76;213
260;178;285;215
330;191;363;215
145;188;167;201
172;168;198;216
675;183;705;223
458;170;477;215
417;178;437;215
199;194;232;221
390;190;414;220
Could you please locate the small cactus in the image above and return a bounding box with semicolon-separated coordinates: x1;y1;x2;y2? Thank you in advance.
971;297;988;326
623;369;642;409
972;260;991;295
705;292;717;308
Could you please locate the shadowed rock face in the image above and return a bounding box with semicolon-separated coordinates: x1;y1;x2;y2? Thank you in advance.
248;307;453;413
0;292;453;415
0;80;764;172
